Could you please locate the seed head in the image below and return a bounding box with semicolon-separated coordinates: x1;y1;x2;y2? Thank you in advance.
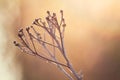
26;27;30;32
19;28;23;33
47;11;50;15
60;10;63;13
53;13;56;17
13;41;19;46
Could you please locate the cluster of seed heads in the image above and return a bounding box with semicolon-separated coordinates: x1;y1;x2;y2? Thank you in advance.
14;10;82;80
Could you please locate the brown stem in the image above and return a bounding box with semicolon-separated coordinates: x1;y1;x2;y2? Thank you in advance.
58;29;81;80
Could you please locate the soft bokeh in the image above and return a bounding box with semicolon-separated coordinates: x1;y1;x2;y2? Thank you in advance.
0;0;22;80
0;0;120;80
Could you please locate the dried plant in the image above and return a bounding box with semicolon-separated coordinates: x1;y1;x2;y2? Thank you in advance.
14;10;83;80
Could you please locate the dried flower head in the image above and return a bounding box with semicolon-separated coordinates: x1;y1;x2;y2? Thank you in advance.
14;10;82;80
13;41;19;46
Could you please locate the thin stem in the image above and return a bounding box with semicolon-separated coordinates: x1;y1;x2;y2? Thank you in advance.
30;33;58;48
14;10;82;80
42;40;73;80
35;53;68;67
58;29;81;80
17;32;68;68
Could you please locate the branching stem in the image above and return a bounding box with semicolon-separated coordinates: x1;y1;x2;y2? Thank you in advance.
14;10;82;80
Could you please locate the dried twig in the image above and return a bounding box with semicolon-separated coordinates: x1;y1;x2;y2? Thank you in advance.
14;10;83;80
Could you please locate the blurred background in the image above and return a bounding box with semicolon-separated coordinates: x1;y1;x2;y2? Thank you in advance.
0;0;120;80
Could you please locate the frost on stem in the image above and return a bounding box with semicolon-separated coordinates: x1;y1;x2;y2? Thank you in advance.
14;10;82;80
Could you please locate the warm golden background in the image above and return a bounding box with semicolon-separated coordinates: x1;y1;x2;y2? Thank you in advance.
0;0;120;80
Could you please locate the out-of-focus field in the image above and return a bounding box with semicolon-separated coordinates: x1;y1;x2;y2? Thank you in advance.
0;0;22;80
0;0;120;80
